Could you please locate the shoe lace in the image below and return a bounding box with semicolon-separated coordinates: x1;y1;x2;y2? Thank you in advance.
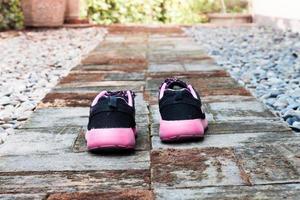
159;78;187;89
106;90;136;99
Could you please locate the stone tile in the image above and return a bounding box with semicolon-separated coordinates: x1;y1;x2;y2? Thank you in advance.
151;132;293;150
0;150;150;172
148;44;175;51
23;107;89;128
154;184;300;200
124;35;148;44
202;88;251;96
59;72;104;84
145;77;249;95
207;100;276;121
106;25;183;34
149;44;204;52
148;34;185;39
149;54;215;65
206;119;291;134
47;190;153;200
146;70;229;79
149;38;193;47
92;42;147;51
39;92;96;107
143;90;158;105
0;171;150;194
150;119;291;136
92;41;124;50
39;92;149;115
184;77;241;90
149;105;159;124
0;194;46;200
0;127;80;156
59;72;144;84
202;95;256;103
150;126;299;186
3;115;149;172
104;72;145;81
151;148;245;188
82;51;147;65
73;124;150;152
102;35;126;43
238;131;300;145
73;63;147;72
135;114;149;125
150;122;297;186
135;93;150;115
151;131;297;150
180;57;216;66
94;42;147;52
23;107;148;129
148;63;185;72
148;52;213;64
148;52;177;61
56;80;145;91
151;133;254;150
184;63;222;71
174;45;208;51
53;84;144;93
235;141;300;184
175;50;208;57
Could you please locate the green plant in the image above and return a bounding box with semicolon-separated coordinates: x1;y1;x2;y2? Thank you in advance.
225;0;248;13
189;0;220;22
87;0;163;24
86;0;222;25
86;0;248;25
214;0;249;13
163;0;209;24
0;0;23;30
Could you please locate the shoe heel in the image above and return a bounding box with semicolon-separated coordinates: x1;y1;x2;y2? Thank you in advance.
159;119;208;141
86;128;136;150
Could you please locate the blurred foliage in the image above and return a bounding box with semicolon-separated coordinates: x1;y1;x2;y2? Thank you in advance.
221;0;249;13
0;0;23;30
86;0;248;25
87;0;164;24
0;0;249;29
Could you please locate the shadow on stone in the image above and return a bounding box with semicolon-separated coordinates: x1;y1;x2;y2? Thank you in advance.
161;136;205;144
88;148;136;156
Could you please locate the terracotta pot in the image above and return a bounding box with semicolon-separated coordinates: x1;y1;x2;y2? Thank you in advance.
65;0;88;24
208;13;252;25
21;0;66;27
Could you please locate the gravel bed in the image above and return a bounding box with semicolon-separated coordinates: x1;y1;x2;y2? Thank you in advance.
187;25;300;131
0;28;106;143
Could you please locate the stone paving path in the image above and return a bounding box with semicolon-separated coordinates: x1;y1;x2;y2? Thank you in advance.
1;25;300;199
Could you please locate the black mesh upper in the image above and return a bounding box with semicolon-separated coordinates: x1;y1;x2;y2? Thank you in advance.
87;96;135;130
159;89;205;121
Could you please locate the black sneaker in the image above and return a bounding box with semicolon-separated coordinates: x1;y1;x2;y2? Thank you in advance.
86;90;136;151
158;78;208;141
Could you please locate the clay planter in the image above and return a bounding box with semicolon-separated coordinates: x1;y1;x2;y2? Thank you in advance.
65;0;88;24
208;13;252;25
21;0;66;27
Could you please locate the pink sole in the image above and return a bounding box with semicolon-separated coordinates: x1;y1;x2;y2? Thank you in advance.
86;128;136;150
159;119;208;141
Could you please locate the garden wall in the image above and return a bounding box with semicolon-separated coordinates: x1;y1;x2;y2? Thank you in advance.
252;0;300;32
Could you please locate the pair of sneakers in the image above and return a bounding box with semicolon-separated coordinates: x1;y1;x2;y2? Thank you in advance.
86;78;208;151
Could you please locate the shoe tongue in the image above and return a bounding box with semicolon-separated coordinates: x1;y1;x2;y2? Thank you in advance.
166;88;190;94
104;91;135;104
165;78;187;90
105;91;128;102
